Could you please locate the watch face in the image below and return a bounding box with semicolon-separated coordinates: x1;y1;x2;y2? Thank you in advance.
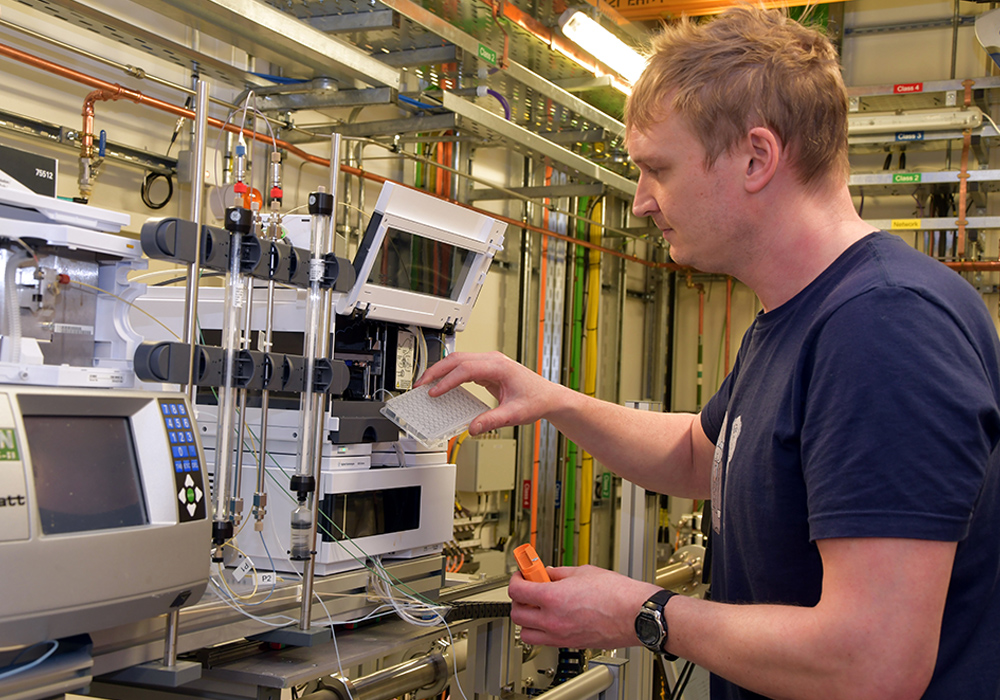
635;613;662;647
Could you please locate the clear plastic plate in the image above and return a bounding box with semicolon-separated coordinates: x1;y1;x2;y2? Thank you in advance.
380;382;489;446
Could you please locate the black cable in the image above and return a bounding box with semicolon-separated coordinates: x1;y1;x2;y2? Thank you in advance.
153;271;223;286
138;95;191;210
141;171;173;209
670;660;695;700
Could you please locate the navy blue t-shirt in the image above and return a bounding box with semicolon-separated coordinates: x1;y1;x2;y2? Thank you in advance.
701;232;1000;699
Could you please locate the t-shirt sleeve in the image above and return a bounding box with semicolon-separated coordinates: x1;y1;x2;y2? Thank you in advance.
701;366;735;444
802;287;995;542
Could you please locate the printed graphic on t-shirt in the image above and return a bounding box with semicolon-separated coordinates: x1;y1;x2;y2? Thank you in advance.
711;413;741;534
711;413;727;533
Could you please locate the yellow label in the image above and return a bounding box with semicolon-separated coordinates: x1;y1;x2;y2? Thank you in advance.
891;218;922;229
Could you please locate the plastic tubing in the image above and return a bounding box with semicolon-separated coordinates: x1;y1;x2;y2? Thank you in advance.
530;166;553;551
289;189;331;563
562;198;588;566
485;88;511;120
398;94;442;110
212;221;245;544
580;201;603;565
254;267;277;531
232;276;255;524
3;249;26;364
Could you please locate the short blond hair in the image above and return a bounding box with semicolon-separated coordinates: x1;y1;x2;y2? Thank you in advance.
626;6;849;188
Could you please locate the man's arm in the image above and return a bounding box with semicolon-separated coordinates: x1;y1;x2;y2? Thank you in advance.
417;351;715;498
511;537;955;700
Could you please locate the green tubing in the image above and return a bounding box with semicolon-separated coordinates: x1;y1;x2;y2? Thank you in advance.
562;197;588;566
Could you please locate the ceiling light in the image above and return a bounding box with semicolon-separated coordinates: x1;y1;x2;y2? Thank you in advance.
558;9;646;85
848;107;984;135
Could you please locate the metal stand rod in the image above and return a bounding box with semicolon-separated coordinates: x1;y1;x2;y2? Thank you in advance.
162;610;181;668
164;76;208;670
183;78;208;396
299;133;342;630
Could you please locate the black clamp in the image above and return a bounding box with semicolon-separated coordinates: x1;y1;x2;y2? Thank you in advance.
308;190;334;217
320;253;356;291
134;342;221;386
140;217;200;264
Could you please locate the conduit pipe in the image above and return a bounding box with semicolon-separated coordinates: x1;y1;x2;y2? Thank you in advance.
562;198;588;566
579;201;603;565
0;40;685;272
530;167;554;550
536;664;614;700
0;40;327;166
304;639;467;700
685;274;706;410
12;39;1000;280
656;556;702;590
945;261;1000;271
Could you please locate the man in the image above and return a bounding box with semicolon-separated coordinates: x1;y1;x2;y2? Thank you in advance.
418;7;1000;699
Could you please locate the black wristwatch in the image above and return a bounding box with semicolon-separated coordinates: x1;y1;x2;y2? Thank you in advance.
634;589;678;660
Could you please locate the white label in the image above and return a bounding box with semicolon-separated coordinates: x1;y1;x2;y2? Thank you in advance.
233;556;253;582
52;323;95;336
257;571;276;587
396;331;416;390
309;258;324;282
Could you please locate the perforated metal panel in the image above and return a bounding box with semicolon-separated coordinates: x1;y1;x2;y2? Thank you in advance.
15;0;259;86
16;0;639;184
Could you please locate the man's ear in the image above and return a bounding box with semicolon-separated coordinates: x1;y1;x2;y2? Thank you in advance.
744;126;780;194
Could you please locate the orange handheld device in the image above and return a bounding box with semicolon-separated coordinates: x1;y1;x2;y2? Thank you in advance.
513;543;551;583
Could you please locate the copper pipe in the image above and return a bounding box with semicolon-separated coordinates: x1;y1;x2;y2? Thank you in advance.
1;39;683;270
944;261;1000;271
82;86;145;159
0;41;326;166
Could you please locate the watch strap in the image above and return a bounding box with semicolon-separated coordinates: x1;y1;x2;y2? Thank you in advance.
643;589;678;660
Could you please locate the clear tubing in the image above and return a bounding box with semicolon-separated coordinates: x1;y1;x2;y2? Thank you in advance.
288;202;327;562
253;275;275;531
3;249;27;364
212;229;244;529
299;134;341;629
231;276;254;526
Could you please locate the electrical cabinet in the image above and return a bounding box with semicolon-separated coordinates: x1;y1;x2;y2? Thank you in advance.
455;438;516;493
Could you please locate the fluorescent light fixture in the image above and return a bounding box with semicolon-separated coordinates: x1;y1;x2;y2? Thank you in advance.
558;9;646;85
848;107;984;135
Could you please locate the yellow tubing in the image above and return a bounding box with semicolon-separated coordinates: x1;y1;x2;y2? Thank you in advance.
580;201;602;565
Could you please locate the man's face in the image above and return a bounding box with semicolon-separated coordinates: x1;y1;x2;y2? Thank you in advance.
628;108;748;273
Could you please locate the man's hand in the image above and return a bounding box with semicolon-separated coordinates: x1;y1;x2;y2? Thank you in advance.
416;351;561;435
508;565;661;649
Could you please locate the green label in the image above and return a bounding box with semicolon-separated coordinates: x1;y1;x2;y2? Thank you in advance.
601;472;612;499
892;173;922;184
0;429;19;461
478;44;497;67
